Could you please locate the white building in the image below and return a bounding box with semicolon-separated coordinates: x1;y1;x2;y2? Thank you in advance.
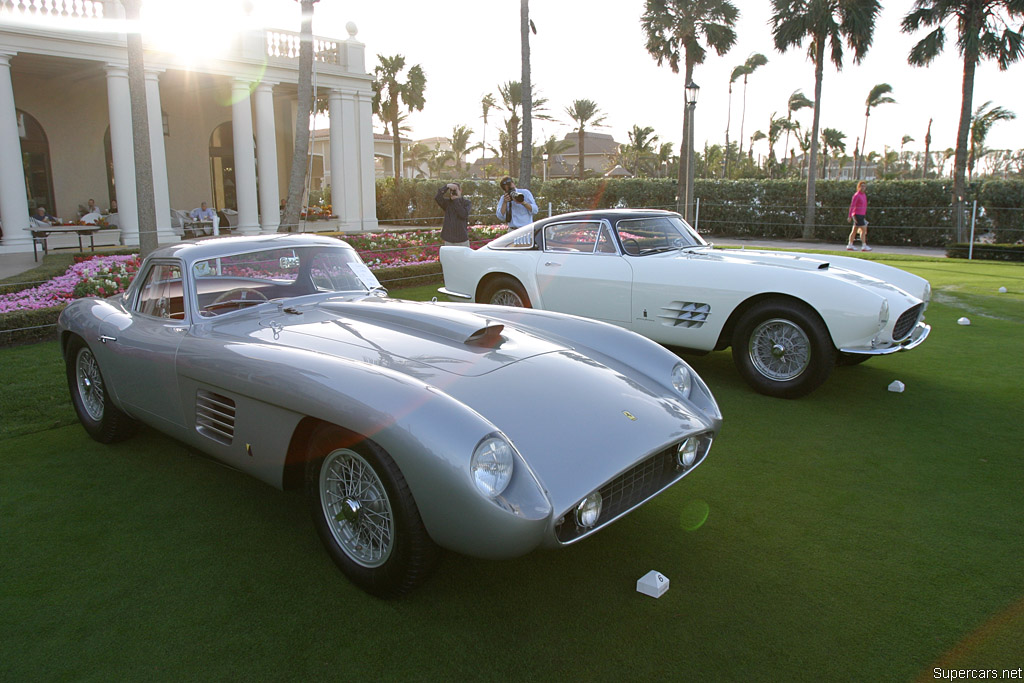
0;0;378;254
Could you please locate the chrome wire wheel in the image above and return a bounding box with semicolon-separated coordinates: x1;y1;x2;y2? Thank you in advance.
319;448;395;568
748;318;811;382
75;347;105;422
489;288;525;307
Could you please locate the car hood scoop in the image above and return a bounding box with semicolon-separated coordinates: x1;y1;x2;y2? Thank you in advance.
319;299;506;347
264;298;564;378
696;248;834;271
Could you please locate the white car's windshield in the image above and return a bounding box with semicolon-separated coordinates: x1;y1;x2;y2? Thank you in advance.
615;216;707;255
193;245;379;316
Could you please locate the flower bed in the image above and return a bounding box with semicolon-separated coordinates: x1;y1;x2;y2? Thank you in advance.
0;254;139;314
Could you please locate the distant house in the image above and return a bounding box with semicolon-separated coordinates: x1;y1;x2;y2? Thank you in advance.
467;131;628;180
0;0;378;254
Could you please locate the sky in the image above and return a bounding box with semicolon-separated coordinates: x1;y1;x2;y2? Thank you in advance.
253;0;1021;165
132;0;1023;165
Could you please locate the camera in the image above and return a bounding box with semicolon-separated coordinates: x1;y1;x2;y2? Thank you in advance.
511;191;525;203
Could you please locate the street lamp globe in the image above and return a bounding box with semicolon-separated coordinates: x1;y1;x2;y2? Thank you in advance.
685;81;700;106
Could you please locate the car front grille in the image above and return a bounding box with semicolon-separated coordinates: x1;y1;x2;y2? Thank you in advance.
555;433;713;544
893;304;923;341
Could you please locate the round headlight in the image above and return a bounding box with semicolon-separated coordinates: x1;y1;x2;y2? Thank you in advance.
677;437;699;469
471;436;514;498
671;363;692;398
575;492;603;528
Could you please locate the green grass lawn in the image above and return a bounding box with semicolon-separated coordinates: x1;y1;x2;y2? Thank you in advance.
2;261;1023;681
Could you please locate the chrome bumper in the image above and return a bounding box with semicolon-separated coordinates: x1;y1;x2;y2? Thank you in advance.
437;287;472;300
839;321;931;356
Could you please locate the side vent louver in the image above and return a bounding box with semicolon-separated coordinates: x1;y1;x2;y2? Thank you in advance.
196;390;236;445
658;302;711;328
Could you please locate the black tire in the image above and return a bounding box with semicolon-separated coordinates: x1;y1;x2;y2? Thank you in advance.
731;299;835;399
305;425;438;598
479;276;531;308
65;336;136;443
836;352;871;367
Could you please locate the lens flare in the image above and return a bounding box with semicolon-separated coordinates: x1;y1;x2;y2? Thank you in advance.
680;499;709;531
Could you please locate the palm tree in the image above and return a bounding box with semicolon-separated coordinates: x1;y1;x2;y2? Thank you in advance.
519;0;537;188
497;80;550;180
404;143;430;179
749;130;766;160
449;124;480;175
657;141;676;177
532;135;573;178
857;83;895;177
642;0;739;218
820;127;846;178
565;99;607;179
372;54;427;186
969;101;1016;180
902;1;1024;219
771;0;882;238
901;134;914;177
627;125;660;176
784;90;813;170
480;93;496;164
738;52;768;158
722;63;747;177
280;0;320;232
768;114;798;177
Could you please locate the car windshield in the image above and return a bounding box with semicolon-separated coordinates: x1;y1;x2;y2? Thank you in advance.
615;216;707;255
193;245;380;316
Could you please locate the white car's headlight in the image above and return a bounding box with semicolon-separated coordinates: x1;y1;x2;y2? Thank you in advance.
671;363;692;398
471;436;514;498
879;299;890;327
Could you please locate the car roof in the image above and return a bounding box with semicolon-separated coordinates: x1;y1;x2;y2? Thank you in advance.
147;233;350;264
532;208;681;228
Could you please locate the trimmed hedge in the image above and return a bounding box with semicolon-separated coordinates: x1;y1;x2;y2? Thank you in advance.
377;177;1023;247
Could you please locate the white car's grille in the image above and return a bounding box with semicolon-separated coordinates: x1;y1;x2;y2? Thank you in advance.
893;304;924;341
658;301;711;328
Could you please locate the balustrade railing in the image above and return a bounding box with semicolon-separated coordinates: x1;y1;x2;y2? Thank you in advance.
0;0;105;19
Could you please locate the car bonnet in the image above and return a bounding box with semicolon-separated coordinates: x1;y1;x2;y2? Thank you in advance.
246;297;570;378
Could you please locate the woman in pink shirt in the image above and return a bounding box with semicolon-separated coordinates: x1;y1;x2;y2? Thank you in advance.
847;180;871;251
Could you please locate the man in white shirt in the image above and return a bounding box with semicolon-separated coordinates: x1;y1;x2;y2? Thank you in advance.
495;177;538;228
190;202;216;221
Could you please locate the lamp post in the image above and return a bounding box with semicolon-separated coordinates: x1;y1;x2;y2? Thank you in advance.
684;80;699;224
542;151;548;182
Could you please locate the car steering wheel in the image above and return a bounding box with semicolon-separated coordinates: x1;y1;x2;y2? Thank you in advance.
621;238;640;256
202;287;269;314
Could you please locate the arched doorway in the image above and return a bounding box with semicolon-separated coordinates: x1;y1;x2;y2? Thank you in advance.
209;122;236;210
18;110;55;213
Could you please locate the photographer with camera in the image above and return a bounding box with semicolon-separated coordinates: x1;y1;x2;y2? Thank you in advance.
434;182;471;246
495;176;538;229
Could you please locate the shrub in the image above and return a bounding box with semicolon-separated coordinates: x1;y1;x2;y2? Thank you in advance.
946;243;1024;261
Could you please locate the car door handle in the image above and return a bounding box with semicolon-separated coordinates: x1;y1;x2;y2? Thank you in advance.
543;262;562;267
98;335;117;344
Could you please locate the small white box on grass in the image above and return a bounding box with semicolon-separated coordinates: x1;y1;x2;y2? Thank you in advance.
999;286;1008;293
888;380;905;393
957;317;971;326
637;570;670;598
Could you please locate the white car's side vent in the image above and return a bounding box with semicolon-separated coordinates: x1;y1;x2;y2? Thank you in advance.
658;302;711;328
196;389;236;445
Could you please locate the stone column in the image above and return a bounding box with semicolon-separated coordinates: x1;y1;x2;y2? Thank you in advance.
0;52;30;245
356;90;379;231
105;64;139;245
145;69;175;242
327;89;352;228
253;82;280;233
231;79;259;235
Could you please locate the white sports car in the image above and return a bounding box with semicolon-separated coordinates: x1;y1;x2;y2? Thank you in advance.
440;209;931;398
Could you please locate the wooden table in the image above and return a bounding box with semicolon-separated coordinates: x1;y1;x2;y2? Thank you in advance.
27;225;103;261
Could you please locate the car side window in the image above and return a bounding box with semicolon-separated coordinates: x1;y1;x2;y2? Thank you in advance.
135;262;185;320
596;225;618;254
543;222;602;253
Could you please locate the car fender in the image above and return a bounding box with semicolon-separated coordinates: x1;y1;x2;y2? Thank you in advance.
440;245;542;304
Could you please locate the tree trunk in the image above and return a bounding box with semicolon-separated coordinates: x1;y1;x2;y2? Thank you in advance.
953;49;977;240
578;127;585;179
518;0;532;189
392;124;402;184
677;62;694;215
803;40;825;240
281;0;315;232
923;118;932;178
121;0;158;256
723;83;732;178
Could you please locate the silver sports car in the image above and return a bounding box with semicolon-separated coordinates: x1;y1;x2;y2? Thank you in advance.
58;234;721;597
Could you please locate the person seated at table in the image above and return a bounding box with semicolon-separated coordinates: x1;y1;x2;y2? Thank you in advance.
78;198;103;218
33;207;60;225
109;199;118;214
190;202;216;222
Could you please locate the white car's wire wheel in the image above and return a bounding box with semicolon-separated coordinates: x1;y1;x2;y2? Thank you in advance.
748;318;811;381
64;336;136;443
481;276;531;308
319;448;395;568
305;425;438;597
731;300;835;399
